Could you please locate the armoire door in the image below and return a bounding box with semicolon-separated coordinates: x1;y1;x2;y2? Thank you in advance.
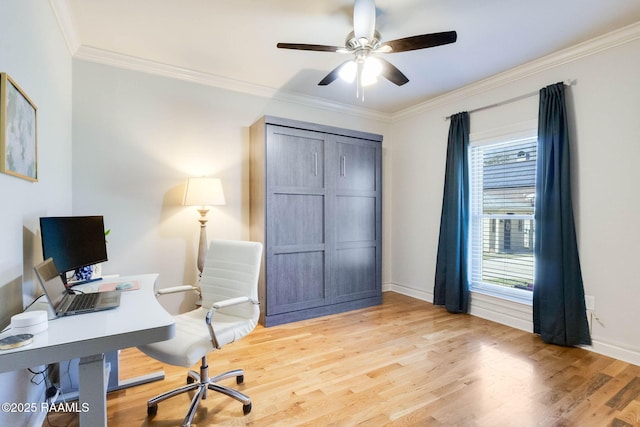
333;135;382;304
265;125;330;315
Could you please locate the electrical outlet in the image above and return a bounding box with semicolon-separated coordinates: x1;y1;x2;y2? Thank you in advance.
585;295;595;311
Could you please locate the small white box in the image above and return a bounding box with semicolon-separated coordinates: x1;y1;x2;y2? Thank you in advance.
11;310;48;335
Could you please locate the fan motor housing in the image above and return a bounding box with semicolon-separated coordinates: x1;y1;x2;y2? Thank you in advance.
345;30;382;51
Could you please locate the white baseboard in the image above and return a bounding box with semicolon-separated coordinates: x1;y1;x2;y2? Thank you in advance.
383;281;433;303
384;282;640;367
583;341;640;367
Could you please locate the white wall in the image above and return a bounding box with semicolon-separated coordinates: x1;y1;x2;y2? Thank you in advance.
71;60;391;314
388;26;640;365
0;1;72;425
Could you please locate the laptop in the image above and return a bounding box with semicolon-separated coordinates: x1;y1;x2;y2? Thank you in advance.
34;258;121;316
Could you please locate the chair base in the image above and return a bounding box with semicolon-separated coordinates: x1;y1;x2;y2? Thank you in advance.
146;357;251;427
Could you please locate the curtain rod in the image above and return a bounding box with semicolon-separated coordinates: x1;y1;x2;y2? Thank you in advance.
444;79;575;121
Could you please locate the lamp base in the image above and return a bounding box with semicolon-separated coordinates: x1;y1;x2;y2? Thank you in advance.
196;208;210;275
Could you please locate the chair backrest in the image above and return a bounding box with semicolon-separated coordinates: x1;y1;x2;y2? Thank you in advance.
200;240;262;320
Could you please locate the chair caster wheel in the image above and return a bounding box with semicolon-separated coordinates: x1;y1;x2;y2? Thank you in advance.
237;375;244;384
243;403;252;415
147;404;158;415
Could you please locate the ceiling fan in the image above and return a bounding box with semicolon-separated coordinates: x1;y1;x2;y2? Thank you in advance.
276;0;457;99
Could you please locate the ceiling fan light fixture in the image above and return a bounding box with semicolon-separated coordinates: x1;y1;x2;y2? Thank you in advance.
339;60;357;83
362;56;382;86
277;0;458;98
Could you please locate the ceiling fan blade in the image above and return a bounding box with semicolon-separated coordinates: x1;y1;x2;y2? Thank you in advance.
353;0;376;41
318;60;352;86
277;43;343;52
383;31;457;53
378;58;409;86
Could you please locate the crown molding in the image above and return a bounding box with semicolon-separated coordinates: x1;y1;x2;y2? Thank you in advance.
73;45;392;123
74;45;277;97
50;0;638;124
49;1;391;122
392;20;640;121
49;0;80;55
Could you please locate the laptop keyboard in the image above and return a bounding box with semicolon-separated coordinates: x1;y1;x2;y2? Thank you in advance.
68;293;99;311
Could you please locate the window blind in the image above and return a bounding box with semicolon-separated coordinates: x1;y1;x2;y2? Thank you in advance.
470;138;537;293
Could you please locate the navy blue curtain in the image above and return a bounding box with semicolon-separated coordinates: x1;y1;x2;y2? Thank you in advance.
533;83;591;346
434;112;470;313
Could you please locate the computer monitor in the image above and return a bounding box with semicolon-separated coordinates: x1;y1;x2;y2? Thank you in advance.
40;216;108;285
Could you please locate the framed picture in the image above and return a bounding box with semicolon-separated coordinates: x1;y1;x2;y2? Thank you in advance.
0;72;38;182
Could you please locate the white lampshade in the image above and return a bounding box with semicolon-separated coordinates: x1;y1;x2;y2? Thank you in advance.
183;177;226;207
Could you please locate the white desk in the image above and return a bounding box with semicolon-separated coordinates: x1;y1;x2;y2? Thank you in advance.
0;274;175;426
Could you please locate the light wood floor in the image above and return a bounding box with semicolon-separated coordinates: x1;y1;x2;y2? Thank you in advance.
44;292;640;426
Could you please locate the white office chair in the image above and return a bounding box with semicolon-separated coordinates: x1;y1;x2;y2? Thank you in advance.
138;239;262;427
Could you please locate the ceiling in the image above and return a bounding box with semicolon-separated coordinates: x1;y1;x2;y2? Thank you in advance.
58;0;640;114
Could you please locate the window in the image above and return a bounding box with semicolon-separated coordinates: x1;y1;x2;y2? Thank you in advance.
469;136;537;303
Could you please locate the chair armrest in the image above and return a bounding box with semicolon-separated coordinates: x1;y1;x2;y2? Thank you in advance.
205;297;259;349
156;285;200;296
212;296;259;309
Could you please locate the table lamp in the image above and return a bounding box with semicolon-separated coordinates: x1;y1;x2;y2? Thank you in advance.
183;177;226;274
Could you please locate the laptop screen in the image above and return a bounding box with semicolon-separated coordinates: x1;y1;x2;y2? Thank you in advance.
34;258;68;309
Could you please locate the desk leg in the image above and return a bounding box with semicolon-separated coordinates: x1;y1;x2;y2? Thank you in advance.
79;354;107;427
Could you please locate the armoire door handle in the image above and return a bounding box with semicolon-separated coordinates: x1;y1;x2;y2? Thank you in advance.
314;152;318;176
